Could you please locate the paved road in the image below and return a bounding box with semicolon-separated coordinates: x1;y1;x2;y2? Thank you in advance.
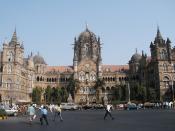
0;109;175;131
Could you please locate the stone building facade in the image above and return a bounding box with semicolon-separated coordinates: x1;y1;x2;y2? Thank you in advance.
128;27;175;102
0;27;174;104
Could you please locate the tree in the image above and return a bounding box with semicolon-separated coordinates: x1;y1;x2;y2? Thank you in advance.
45;85;52;104
51;87;61;104
147;88;157;102
94;78;105;102
67;75;80;99
32;87;42;104
135;84;146;102
60;87;68;102
94;78;105;89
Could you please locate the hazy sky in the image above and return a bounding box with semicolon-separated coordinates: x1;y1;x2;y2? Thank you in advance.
0;0;175;66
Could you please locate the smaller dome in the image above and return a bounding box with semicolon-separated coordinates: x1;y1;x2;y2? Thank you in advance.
33;54;46;65
131;52;141;63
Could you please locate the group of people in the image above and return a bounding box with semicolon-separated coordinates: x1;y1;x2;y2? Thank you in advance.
27;104;63;125
27;103;115;125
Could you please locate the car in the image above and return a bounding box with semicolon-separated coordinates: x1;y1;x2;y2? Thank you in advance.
126;102;138;110
60;103;79;110
0;104;18;116
5;107;18;116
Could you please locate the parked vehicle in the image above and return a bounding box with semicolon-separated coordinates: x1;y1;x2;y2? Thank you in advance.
60;103;79;110
5;107;18;116
144;102;155;109
0;104;18;116
126;102;138;110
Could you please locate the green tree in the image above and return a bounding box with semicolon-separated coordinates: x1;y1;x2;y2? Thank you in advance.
147;88;157;102
94;78;105;89
60;87;68;102
94;78;105;102
67;75;80;99
32;87;42;104
136;84;146;102
45;85;52;104
51;87;61;104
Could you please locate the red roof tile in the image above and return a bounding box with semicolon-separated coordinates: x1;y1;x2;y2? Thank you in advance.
102;65;129;72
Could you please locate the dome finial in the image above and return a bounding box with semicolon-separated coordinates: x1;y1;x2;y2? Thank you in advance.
135;48;138;54
85;21;89;31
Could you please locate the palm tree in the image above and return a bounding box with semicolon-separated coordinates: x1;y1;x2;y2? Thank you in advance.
94;78;105;102
67;75;80;99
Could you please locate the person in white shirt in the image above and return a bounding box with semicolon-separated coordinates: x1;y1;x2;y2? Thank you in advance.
53;104;63;122
104;104;114;120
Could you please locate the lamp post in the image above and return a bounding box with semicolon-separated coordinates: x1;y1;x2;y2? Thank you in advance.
172;79;174;102
171;64;174;102
127;82;131;103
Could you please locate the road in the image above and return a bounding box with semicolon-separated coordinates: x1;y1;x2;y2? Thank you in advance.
0;109;175;131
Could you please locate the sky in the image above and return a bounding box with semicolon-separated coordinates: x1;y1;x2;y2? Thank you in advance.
0;0;175;66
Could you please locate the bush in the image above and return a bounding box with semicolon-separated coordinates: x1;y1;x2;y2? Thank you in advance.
0;109;7;119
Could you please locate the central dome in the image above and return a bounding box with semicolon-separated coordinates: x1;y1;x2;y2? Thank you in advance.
78;28;97;43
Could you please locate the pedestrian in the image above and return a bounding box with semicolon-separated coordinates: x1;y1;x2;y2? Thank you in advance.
27;104;36;124
40;106;49;125
104;104;114;120
53;104;63;122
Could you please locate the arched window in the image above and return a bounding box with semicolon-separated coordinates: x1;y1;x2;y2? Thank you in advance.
163;76;170;88
7;51;14;62
7;79;12;89
7;64;12;74
160;49;167;60
37;76;39;81
40;77;42;81
163;64;168;72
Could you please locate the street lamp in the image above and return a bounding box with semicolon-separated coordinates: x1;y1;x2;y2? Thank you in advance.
171;64;174;102
127;82;131;103
171;79;174;102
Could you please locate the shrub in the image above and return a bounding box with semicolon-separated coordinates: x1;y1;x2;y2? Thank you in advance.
0;109;7;119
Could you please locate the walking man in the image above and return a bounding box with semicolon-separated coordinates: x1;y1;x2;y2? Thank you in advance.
27;104;36;124
53;104;63;122
104;104;114;120
40;106;49;125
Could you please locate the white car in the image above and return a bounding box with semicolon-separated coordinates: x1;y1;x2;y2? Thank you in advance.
5;107;18;116
60;103;79;110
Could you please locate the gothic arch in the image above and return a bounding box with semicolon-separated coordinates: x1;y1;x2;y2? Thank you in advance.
163;76;170;89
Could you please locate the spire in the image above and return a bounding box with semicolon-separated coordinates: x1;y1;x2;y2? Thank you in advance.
156;26;163;39
11;28;18;43
135;48;138;54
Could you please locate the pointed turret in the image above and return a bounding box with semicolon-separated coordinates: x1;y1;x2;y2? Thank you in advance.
166;37;171;44
156;26;163;39
10;28;18;44
154;26;164;44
